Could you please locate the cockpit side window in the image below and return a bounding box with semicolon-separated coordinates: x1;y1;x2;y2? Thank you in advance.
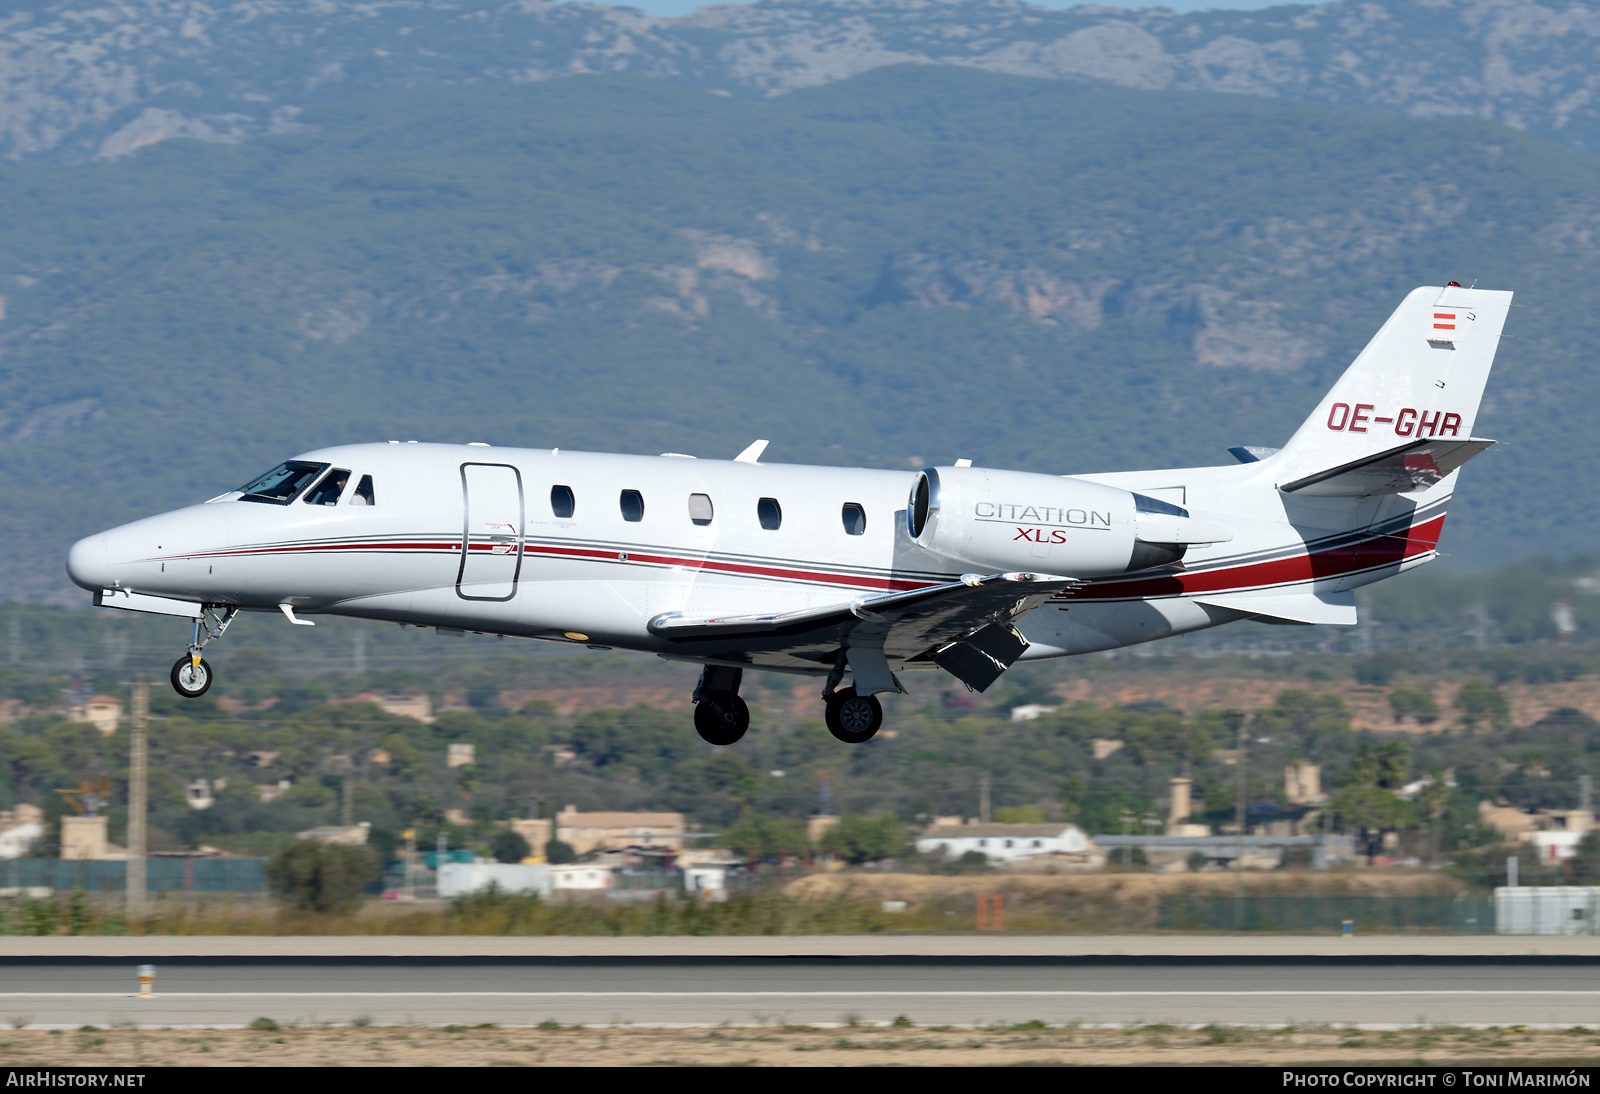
303;468;351;507
238;461;329;505
350;475;375;507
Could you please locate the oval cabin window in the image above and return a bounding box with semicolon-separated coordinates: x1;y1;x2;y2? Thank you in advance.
688;493;714;526
757;497;782;530
551;485;576;518
841;502;866;535
620;489;645;522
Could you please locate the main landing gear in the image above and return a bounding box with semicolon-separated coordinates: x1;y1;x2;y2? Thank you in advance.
824;688;883;744
819;657;886;743
169;606;237;699
692;666;750;746
687;662;886;747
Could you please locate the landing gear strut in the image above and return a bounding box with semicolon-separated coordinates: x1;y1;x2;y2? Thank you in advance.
692;666;749;746
170;606;236;699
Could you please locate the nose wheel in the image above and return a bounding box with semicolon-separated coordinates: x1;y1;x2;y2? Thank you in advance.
170;655;213;698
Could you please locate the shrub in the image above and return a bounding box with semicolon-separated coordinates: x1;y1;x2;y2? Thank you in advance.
544;838;577;865
265;839;380;914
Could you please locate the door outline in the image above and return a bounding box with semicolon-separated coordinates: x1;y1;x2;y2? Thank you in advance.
456;462;524;602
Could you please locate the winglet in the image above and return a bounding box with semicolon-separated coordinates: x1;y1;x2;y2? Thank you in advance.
279;603;316;626
733;440;768;464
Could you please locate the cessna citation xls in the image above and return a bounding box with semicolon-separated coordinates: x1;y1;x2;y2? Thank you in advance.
66;284;1509;746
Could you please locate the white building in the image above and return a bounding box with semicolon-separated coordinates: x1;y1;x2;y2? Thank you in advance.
438;862;551;898
1533;830;1583;862
916;822;1091;864
549;863;615;891
1497;886;1600;935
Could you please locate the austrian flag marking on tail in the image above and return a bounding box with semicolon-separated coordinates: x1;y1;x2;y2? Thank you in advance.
1433;312;1456;331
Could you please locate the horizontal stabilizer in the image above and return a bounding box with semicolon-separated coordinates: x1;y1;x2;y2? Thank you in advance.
1278;436;1495;497
1193;589;1357;626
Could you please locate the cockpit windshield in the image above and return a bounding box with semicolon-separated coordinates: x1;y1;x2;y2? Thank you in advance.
238;461;329;505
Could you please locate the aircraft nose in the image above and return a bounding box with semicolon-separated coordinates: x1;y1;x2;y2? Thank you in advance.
65;532;110;592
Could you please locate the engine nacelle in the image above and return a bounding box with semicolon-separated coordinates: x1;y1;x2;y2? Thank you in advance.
906;466;1231;576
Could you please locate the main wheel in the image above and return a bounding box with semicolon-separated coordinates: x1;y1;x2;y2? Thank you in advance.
825;687;882;743
170;655;213;698
694;692;749;746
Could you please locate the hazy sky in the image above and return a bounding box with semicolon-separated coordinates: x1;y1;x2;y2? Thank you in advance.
619;0;1313;19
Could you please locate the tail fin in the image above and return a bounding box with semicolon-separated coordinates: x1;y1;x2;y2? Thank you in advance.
1277;285;1512;483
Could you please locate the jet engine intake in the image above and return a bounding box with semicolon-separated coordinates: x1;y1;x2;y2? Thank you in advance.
907;467;1231;575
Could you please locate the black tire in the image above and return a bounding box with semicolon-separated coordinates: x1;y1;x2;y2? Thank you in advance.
170;655;213;698
825;687;882;743
694;692;749;746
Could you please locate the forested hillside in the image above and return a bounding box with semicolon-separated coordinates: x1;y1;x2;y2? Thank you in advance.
3;67;1600;598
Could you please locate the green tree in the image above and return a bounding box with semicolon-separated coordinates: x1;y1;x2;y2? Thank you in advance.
489;829;530;864
544;838;577;864
1572;831;1600;883
722;813;809;859
822;814;905;864
1388;688;1440;725
1456;680;1511;730
1328;785;1415;862
265;839;380;914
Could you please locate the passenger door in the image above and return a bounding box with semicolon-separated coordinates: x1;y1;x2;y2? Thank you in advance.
457;463;523;601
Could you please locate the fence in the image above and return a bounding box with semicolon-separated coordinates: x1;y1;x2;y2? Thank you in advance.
0;858;267;894
1157;892;1496;933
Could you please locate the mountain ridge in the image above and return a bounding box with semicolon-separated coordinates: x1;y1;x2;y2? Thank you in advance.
6;0;1600;161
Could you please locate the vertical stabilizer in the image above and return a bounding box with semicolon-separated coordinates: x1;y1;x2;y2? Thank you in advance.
1277;285;1512;483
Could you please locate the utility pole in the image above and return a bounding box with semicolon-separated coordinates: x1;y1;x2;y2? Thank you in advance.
979;772;991;824
341;771;354;828
127;680;148;922
1234;713;1248;861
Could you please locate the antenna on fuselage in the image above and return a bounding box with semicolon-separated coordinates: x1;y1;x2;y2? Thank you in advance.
733;440;768;464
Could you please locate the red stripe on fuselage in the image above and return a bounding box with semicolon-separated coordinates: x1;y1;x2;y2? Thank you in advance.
158;514;1444;600
1065;514;1445;601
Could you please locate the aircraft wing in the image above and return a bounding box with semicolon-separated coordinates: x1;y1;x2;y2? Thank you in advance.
648;571;1079;689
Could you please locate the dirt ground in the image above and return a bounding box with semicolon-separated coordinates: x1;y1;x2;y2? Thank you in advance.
3;1023;1599;1066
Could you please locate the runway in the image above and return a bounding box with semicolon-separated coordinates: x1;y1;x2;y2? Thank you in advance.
3;955;1599;1029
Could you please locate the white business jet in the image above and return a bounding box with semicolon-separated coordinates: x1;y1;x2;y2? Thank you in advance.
66;284;1509;746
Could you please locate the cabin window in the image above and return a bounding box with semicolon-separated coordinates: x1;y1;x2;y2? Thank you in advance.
688;493;714;526
620;489;645;522
757;497;782;530
238;461;328;505
351;475;375;507
551;485;575;518
841;502;867;535
303;468;351;507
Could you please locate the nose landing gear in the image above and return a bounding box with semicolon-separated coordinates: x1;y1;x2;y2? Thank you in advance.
169;606;236;699
692;666;749;746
